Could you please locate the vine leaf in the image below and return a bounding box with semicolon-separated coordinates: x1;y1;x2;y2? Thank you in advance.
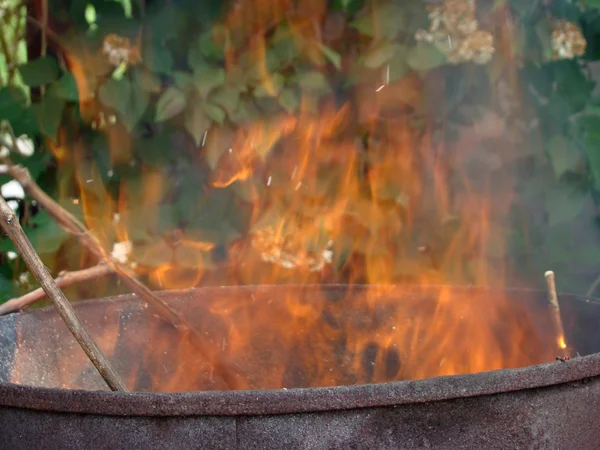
278;88;299;113
185;102;211;146
99;78;131;117
318;44;342;69
203;101;226;124
18;56;60;87
407;42;447;71
195;67;226;98
364;43;400;69
546;135;580;178
155;86;187;122
546;186;588;226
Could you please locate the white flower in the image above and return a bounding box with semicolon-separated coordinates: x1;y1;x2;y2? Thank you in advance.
1;180;24;199
0;133;34;157
111;240;132;264
15;136;34;157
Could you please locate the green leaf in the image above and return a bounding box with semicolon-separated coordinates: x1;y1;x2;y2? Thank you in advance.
189;187;250;245
185;102;211;146
31;93;65;138
318;43;341;69
203;101;226;124
351;3;405;39
296;71;330;93
173;71;194;93
134;68;162;94
55;74;81;101
579;118;600;190
98;77;148;131
18;56;60;87
99;78;132;117
545;186;588;226
253;73;284;97
0;275;17;302
388;47;409;82
0;87;28;122
351;15;375;36
199;31;224;60
210;87;240;115
14;210;70;255
581;0;600;9
142;41;174;74
534;18;553;61
229;99;260;124
364;43;400;69
195;67;226;98
155;86;187;121
278;88;299;113
122;82;149;132
407;42;447;71
204;127;235;169
546;135;580;178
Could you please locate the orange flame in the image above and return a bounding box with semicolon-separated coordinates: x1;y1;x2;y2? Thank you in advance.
40;0;566;391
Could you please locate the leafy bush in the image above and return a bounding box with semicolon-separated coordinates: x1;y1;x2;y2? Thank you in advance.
2;0;600;302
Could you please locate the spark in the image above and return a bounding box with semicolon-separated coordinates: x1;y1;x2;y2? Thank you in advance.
201;130;208;147
376;85;385;92
295;181;302;190
267;176;272;186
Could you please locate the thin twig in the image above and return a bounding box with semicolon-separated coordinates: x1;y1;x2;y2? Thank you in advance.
25;15;62;47
40;0;47;58
544;270;568;352
0;195;127;391
39;0;48;96
0;264;113;315
0;126;243;389
586;273;600;298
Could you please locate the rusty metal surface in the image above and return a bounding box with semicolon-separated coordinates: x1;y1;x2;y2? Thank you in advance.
0;286;599;448
0;353;599;417
1;373;599;449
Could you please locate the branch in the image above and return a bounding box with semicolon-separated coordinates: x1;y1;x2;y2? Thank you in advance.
0;264;113;315
0;195;127;391
0;126;244;389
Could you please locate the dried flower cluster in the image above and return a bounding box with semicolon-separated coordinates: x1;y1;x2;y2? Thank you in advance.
415;0;494;65
102;33;142;67
551;19;586;60
251;227;333;272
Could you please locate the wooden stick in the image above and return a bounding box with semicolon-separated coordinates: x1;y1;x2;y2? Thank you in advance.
544;270;568;352
0;196;128;391
0;264;113;316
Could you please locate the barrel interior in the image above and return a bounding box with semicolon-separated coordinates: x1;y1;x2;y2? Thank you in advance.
0;286;598;392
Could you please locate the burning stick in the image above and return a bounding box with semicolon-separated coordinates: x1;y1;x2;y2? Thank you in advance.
0;195;128;391
0;264;113;315
544;270;568;352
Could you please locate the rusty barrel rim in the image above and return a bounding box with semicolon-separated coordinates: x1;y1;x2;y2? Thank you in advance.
0;285;599;417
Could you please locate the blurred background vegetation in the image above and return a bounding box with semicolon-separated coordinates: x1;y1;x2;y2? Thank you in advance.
2;0;600;306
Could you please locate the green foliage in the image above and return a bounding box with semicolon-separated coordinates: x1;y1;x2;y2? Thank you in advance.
2;0;600;299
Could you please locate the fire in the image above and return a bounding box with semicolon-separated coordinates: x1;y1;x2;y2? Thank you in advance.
28;0;567;392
